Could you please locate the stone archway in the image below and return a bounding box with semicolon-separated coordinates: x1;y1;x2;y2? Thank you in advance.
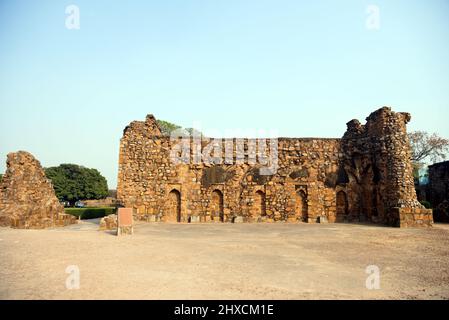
167;189;181;222
295;190;308;222
211;190;224;222
336;190;348;217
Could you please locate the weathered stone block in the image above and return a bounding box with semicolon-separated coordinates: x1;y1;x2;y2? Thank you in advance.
319;216;329;224
233;216;244;223
190;216;200;223
99;214;118;231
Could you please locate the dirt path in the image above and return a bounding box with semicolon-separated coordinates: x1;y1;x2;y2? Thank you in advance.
1;221;448;300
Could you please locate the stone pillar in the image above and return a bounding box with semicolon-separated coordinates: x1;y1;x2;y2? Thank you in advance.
367;108;433;227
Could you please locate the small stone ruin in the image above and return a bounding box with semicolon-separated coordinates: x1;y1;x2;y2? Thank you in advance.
0;151;77;229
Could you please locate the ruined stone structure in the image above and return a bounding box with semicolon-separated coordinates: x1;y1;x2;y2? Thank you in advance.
0;151;77;229
427;161;449;222
117;107;433;228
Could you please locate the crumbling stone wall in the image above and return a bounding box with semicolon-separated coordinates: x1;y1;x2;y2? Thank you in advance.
427;161;449;222
341;107;432;227
0;151;77;229
117;107;433;228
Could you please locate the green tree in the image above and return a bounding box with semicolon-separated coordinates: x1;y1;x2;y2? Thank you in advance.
184;127;204;138
0;173;3;182
157;120;181;136
157;119;204;137
45;164;108;205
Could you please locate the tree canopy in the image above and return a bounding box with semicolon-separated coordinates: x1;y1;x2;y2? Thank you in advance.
408;131;449;185
409;131;449;163
45;164;108;204
157;120;182;136
0;173;3;182
157;119;203;137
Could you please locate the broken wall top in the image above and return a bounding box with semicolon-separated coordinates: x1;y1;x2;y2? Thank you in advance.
0;151;61;206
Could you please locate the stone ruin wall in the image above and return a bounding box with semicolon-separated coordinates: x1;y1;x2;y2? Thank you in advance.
341;108;432;227
117;108;433;228
118;132;341;224
0;151;77;229
427;161;449;222
428;161;449;206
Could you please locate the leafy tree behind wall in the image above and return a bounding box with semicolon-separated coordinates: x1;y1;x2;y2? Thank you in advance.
157;120;182;136
409;131;449;163
45;164;108;205
157;119;203;137
408;131;449;185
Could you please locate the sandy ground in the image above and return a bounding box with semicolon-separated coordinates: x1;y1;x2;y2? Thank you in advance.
0;220;448;300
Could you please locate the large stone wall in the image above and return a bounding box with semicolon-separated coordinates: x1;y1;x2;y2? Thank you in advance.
117;107;433;228
0;151;77;229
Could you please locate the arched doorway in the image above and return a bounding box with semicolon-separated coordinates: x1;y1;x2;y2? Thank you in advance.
167;189;181;222
211;190;224;222
295;190;308;222
254;190;266;218
336;191;348;216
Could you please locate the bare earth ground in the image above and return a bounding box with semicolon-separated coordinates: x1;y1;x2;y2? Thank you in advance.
0;220;448;300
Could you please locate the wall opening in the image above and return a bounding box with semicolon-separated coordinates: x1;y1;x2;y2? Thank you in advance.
371;190;379;217
211;190;224;222
336;191;348;216
295;190;308;222
337;166;350;184
254;190;266;217
167;189;181;222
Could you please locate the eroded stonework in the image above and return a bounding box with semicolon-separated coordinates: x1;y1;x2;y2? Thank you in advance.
427;161;449;222
117;107;433;228
0;151;77;229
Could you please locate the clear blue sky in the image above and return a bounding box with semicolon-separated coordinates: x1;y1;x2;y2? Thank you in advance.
1;0;448;188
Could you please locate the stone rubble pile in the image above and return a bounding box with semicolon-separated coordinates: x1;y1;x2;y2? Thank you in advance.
99;214;118;231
